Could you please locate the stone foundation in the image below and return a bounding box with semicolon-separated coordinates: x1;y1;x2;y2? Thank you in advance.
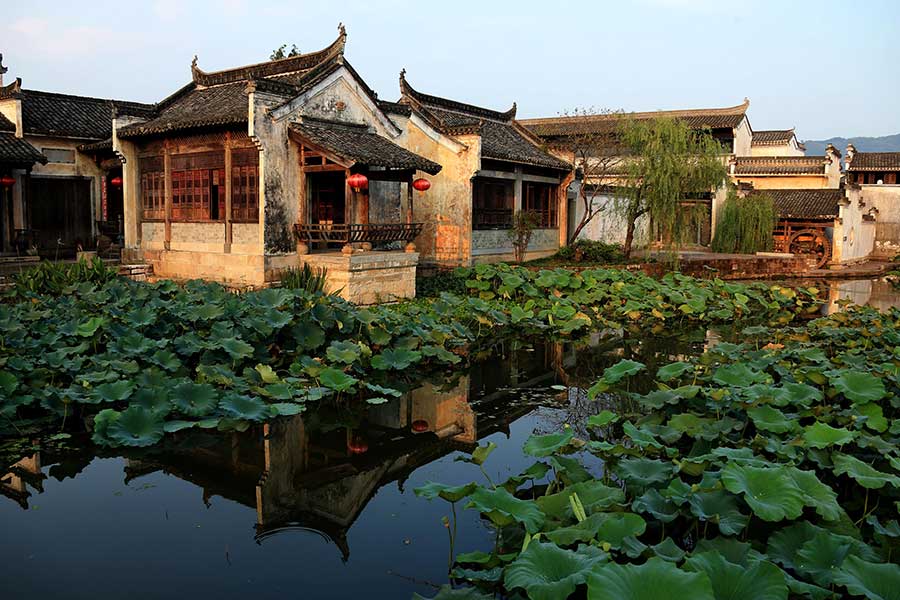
299;250;419;305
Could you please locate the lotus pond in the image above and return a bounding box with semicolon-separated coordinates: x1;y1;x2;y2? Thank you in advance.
2;268;900;599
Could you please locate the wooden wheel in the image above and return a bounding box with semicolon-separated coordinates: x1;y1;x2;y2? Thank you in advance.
788;228;831;268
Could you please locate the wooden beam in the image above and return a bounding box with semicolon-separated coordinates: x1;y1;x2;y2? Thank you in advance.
302;164;347;173
224;132;232;253
406;177;414;225
163;141;172;250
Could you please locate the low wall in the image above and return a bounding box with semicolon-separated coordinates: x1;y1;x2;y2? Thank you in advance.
124;248;267;286
300;250;418;305
640;254;811;280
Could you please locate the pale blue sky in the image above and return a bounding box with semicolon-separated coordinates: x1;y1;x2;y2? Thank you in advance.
2;0;897;140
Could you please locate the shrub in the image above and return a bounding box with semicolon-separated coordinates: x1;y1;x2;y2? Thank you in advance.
416;268;468;297
11;257;118;297
555;240;626;264
279;263;330;294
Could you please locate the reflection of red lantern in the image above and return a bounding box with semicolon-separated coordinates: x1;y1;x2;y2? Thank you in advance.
110;176;123;188
347;173;368;192
411;419;429;433
412;178;431;193
348;434;369;454
0;175;14;189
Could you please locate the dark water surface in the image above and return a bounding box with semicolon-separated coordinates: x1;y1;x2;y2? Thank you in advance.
1;330;711;600
3;276;899;599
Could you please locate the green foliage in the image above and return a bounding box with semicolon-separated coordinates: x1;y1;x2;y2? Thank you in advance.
507;210;541;263
9;257;118;299
615;116;729;255
279;263;330;294
270;43;300;60
416;304;900;599
554;240;626;264
711;188;777;254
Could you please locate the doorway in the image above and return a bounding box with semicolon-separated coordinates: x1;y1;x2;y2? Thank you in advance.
309;171;346;226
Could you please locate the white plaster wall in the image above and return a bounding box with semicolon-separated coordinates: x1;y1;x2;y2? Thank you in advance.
733;117;752;157
835;188;875;264
857;185;900;257
571;192;649;246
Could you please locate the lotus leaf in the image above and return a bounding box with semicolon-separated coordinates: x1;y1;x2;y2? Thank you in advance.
656;361;693;382
684;551;788;600
587;410;618;428
536;480;626;520
75;317;105;337
523;430;574;457
220;337;254;360
318;368;358;392
794;530;853;585
547;456;591;485
371;348;422;370
414;482;478;503
465;487;545;533
602;359;645;384
632;488;680;523
712;363;768;387
651;538;685;563
326;340;363;364
688;489;750;535
746;405;796;434
614;457;674;488
833;555;900;600
832;454;900;489
786;468;841;521
412;585;493;600
220;394;269;421
90;380;135;404
163;420;198;433
856;402;889;433
831;370;886;404
504;541;606;600
587;557;715;600
720;463;804;522
172;382;218;417
107;406;165;447
803;422;857;448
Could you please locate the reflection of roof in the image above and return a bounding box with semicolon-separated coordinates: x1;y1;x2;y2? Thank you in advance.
118;28;349;139
752;129;796;146
847;152;900;172
399;73;571;171
751;188;843;220
734;156;826;175
0;133;47;166
290;118;441;174
520;99;750;138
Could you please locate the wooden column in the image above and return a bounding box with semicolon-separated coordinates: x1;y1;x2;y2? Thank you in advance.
298;146;307;226
344;169;352;225
513;166;523;213
406;176;414;225
224;132;232;254
163;142;172;251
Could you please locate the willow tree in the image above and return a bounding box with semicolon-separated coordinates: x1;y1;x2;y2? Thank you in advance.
616;117;729;258
711;188;777;254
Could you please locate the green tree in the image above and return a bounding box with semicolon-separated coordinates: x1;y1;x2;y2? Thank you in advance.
270;44;300;61
615;117;729;258
711;188;777;254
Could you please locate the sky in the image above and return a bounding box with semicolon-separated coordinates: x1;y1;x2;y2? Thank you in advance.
2;0;898;141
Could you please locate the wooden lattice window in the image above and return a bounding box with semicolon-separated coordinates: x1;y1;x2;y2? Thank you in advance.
140;156;165;221
231;148;259;222
171;151;225;221
523;182;557;228
473;178;514;229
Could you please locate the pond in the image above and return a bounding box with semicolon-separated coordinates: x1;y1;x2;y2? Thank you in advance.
3;275;900;599
0;329;714;600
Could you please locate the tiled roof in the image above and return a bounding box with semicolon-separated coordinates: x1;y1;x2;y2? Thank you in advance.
733;156;826;175
751;188;843;220
118;28;348;140
0;77;154;140
398;73;570;171
0;132;47;166
0;112;14;132
847;152;900;171
289;118;441;175
520;99;750;139
752;129;795;146
77;138;113;152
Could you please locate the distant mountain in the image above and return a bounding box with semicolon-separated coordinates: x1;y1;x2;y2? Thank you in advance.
803;133;900;156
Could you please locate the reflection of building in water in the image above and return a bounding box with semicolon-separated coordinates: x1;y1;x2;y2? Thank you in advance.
0;453;43;509
821;278;900;314
122;364;539;561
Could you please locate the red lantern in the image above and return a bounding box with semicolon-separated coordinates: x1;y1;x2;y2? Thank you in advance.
0;175;14;189
411;419;429;433
110;176;123;188
348;434;369;454
412;178;431;193
347;173;368;192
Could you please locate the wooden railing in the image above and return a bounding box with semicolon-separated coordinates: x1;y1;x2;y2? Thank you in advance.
294;222;424;245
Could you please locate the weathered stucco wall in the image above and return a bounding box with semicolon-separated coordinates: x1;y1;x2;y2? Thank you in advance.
833;187;875;265
471;228;560;263
400;118;478;267
733;118;752;157
857;185;900;258
735;174;831;190
750;142;805;157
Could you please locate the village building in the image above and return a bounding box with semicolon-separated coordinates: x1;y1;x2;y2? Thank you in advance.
749;129;806;156
520;100;752;247
0;55;154;256
845;147;900;258
112;26;450;301
393;72;573;267
730;145;842;190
